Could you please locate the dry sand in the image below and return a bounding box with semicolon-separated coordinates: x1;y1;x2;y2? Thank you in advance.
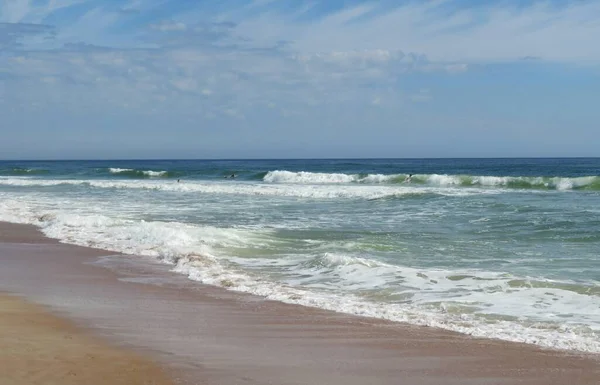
0;293;172;385
0;221;599;385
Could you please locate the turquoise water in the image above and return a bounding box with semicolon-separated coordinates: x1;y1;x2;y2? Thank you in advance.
1;158;599;352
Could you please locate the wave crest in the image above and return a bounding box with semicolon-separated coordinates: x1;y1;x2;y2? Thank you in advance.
108;168;170;178
263;171;600;190
0;178;479;199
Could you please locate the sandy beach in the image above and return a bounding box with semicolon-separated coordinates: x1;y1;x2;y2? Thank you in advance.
0;293;172;385
0;221;598;385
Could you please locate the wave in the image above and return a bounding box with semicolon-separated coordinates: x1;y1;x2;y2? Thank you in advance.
107;168;173;178
425;174;600;190
263;171;600;190
0;199;599;353
4;168;599;191
0;178;491;199
251;171;269;180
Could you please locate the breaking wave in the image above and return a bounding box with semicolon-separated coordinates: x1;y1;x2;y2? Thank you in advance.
263;171;600;190
107;168;173;178
0;178;493;199
0;198;599;353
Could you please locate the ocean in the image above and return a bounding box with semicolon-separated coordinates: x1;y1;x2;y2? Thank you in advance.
1;158;599;352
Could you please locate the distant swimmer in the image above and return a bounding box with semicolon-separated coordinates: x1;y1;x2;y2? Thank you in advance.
224;174;237;179
177;179;180;183
404;174;413;183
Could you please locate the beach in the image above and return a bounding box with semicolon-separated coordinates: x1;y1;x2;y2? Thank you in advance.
0;293;172;385
1;221;598;385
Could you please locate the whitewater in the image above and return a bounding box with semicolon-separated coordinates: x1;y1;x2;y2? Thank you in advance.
1;158;599;353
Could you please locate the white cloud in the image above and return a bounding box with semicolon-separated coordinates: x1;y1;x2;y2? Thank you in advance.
234;1;600;63
4;40;433;120
2;0;599;138
0;22;56;50
0;0;90;24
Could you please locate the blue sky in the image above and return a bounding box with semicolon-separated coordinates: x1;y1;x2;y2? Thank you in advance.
1;0;599;159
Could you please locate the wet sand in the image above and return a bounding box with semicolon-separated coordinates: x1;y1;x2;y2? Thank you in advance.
0;221;598;384
0;293;172;385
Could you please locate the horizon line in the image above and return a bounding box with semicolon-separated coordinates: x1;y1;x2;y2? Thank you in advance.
1;156;600;162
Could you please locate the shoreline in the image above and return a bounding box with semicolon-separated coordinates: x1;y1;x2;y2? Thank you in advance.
0;292;173;385
0;221;599;384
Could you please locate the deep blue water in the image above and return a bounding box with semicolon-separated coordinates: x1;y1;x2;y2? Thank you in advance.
2;157;599;179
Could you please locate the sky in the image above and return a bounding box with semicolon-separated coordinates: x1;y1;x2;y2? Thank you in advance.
1;0;600;159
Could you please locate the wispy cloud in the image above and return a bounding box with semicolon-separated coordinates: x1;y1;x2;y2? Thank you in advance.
2;1;476;119
234;1;600;63
1;0;90;24
0;22;56;50
1;0;600;158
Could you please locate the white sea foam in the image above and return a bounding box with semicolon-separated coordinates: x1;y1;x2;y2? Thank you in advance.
143;170;168;177
109;168;134;173
264;170;405;184
0;178;491;199
264;170;358;184
108;168;168;177
2;172;596;196
261;171;600;190
0;197;599;353
424;174;599;190
360;174;398;183
3;170;597;191
179;251;600;353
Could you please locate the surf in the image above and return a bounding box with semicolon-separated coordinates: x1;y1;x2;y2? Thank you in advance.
263;170;600;190
0;198;599;353
106;167;175;178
